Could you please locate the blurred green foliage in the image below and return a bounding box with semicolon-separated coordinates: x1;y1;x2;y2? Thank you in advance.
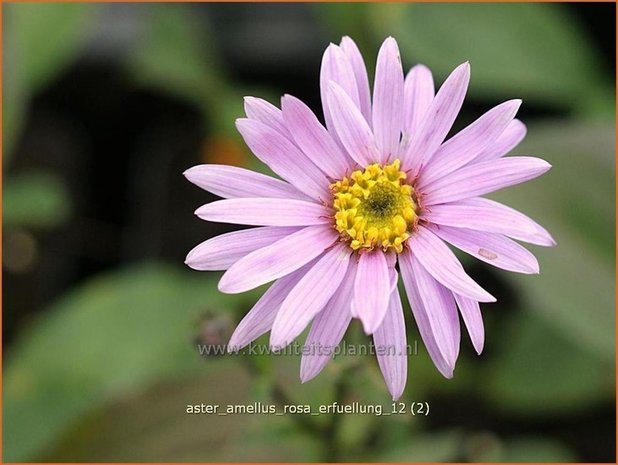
129;6;221;101
3;4;96;159
3;264;261;460
126;5;246;137
3;2;615;463
3;172;71;229
3;4;93;231
7;4;94;91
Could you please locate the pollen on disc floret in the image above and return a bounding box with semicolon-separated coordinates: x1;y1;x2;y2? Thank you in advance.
330;159;418;253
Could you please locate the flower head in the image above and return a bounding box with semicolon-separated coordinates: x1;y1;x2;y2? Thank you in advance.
184;36;555;400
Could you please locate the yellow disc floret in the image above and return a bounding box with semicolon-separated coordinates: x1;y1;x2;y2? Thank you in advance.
331;159;417;254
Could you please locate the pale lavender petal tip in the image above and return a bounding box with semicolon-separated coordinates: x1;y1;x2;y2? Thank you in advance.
373;36;404;162
402;61;470;169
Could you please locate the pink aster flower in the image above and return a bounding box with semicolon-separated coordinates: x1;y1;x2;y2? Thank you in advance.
184;36;554;400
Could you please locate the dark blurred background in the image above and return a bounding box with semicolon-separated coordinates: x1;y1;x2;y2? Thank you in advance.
3;2;616;462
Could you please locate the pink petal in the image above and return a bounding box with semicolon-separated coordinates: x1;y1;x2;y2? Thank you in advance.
398;250;454;378
420;99;522;188
402;62;470;170
386;250;398;294
407;226;495;302
184;164;308;200
429;224;539;274
244;96;292;139
218;225;336;294
185;226;300;271
372;37;404;163
453;293;484;355
195;198;331;227
354;250;391;334
423;156;552;205
227;263;313;351
422;197;556;246
340;36;372;124
402;64;435;141
236;118;330;201
281;94;352;179
373;286;408;400
327;81;380;166
320;43;360;137
270;244;351;349
474;119;527;162
409;252;461;368
300;263;356;382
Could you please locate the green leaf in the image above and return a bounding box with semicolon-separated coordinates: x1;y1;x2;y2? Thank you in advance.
3;172;72;228
3;3;96;161
376;430;463;462
42;372;252;462
500;437;577;462
126;5;245;142
2;40;28;161
465;433;577;462
127;5;224;110
484;314;613;416
3;263;257;461
5;3;96;92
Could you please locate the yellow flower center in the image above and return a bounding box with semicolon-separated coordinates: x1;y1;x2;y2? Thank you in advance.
330;159;417;253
